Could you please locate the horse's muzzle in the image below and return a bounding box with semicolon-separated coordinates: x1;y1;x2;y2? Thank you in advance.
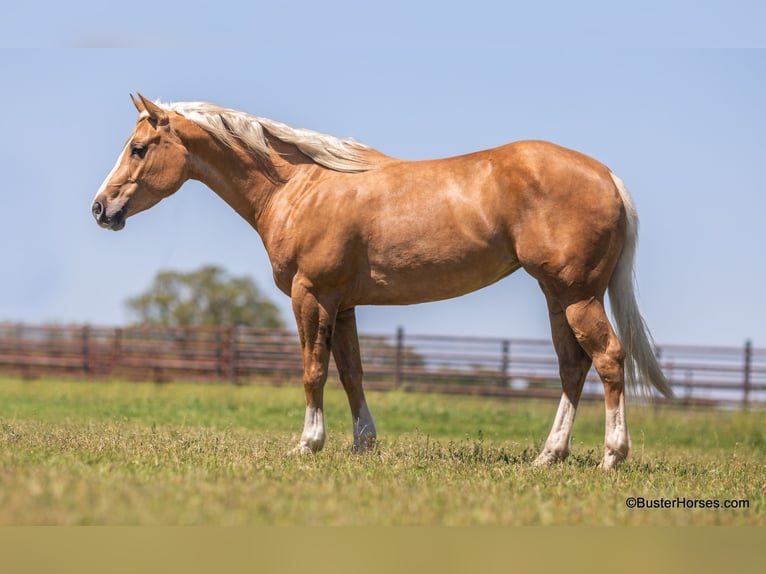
92;200;126;231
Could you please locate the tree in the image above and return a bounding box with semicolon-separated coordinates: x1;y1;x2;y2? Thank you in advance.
126;265;284;328
362;335;425;369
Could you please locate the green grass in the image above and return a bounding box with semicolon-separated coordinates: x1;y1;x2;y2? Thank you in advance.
0;378;763;525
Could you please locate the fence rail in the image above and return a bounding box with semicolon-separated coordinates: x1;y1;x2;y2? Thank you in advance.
0;322;764;408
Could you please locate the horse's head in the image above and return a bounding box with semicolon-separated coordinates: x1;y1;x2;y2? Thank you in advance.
91;94;190;230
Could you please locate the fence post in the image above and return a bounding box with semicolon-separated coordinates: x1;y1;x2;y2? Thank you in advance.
229;325;239;385
15;323;23;354
394;326;404;389
111;327;123;377
215;327;224;380
81;325;91;376
500;339;510;387
743;339;752;410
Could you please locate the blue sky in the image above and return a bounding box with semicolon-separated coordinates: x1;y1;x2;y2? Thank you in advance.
1;3;764;347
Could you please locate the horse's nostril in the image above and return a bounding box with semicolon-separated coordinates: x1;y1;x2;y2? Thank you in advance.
92;200;103;218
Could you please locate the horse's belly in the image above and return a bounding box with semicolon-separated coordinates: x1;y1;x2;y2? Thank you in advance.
358;250;521;306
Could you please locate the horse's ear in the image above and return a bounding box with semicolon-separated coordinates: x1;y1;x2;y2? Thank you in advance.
131;93;145;113
136;93;169;125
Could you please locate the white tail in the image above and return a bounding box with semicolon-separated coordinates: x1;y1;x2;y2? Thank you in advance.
608;173;673;398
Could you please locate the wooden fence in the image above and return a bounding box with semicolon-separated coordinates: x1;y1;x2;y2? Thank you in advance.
0;322;764;408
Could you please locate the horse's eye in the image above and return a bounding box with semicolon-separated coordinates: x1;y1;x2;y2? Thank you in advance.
130;143;147;159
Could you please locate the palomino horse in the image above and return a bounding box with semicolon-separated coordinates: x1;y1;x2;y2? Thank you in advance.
92;94;672;469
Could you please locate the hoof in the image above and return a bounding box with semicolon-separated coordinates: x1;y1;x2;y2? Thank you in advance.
288;444;316;456
351;435;377;454
598;448;627;470
533;449;569;467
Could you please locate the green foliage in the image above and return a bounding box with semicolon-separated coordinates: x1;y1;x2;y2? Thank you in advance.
126;265;284;328
0;379;763;525
361;335;426;372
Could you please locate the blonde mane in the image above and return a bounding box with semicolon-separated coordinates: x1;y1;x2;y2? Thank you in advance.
157;100;375;173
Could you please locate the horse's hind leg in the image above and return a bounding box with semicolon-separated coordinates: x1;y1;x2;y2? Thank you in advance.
534;287;593;466
332;308;377;452
563;297;630;469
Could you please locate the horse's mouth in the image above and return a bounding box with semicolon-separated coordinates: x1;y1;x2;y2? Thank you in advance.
92;201;127;231
100;218;126;231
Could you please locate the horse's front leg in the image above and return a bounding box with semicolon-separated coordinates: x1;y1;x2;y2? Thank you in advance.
290;280;338;455
332;307;377;452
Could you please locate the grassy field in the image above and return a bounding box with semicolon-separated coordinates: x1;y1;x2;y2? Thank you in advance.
0;377;763;525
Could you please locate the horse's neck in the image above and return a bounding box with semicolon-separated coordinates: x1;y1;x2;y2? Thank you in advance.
187;134;307;232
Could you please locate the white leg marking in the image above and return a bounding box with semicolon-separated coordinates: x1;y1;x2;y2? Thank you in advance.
290;407;326;455
600;394;631;470
352;401;377;453
534;393;577;466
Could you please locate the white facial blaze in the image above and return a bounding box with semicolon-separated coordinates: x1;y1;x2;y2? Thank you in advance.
94;142;131;210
